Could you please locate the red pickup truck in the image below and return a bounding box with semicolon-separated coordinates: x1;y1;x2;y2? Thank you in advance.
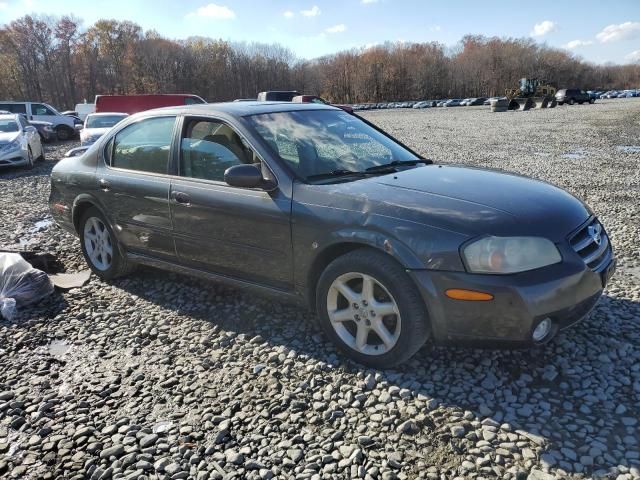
291;95;354;113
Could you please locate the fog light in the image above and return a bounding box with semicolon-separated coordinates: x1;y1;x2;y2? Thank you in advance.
532;318;552;342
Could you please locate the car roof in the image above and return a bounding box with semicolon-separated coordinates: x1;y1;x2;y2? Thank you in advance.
0;114;18;120
87;112;129;117
142;101;339;117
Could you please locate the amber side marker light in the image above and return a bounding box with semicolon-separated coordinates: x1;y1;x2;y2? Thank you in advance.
445;289;494;301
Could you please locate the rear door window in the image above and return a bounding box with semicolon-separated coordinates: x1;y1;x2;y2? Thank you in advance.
0;104;27;114
109;116;176;174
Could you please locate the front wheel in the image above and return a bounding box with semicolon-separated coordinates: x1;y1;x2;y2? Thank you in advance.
79;207;133;280
25;147;34;169
316;248;430;368
56;126;73;141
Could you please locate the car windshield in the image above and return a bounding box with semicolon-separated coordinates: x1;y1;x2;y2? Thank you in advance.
86;115;127;129
0;120;19;133
248;109;419;182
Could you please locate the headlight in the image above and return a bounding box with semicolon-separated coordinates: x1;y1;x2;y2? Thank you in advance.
462;236;561;274
1;139;21;151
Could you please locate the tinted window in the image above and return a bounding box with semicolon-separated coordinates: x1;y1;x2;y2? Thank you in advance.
267;92;298;101
0;104;27;114
184;96;205;105
111;116;175;174
180;119;256;182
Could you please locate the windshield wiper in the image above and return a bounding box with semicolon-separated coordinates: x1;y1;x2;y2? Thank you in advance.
306;169;366;181
364;159;432;173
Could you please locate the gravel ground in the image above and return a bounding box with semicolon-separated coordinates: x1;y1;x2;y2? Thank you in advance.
0;99;639;480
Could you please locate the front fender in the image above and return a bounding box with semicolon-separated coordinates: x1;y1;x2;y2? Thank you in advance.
326;228;425;269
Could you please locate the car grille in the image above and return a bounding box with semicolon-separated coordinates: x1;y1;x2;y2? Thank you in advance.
569;218;612;272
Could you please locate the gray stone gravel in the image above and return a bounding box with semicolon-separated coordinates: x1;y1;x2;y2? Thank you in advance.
0;100;639;479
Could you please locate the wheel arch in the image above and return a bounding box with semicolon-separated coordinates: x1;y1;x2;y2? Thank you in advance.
305;233;423;310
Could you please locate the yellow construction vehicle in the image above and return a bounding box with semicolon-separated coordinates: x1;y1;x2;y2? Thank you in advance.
506;78;557;110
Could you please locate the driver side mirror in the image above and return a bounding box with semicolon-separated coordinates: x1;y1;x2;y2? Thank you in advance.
224;164;276;190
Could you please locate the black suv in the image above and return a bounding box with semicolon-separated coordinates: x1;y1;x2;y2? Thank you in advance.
555;89;593;105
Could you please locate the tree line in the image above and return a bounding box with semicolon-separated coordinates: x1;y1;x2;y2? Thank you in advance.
1;15;639;110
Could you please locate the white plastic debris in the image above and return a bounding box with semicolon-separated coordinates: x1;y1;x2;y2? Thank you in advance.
0;253;54;320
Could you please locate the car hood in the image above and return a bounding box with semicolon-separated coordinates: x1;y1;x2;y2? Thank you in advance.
303;165;591;243
0;132;19;144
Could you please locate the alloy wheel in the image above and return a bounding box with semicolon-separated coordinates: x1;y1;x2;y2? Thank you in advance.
326;272;401;356
83;217;113;271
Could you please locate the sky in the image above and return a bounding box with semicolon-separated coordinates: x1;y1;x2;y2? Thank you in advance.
1;0;639;64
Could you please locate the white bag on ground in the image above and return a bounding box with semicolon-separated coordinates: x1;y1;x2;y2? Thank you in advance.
0;253;54;320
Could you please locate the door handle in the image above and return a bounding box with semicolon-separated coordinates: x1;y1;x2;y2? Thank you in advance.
172;191;190;204
98;178;110;191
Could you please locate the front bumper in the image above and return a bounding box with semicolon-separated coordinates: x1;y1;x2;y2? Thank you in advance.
0;149;28;167
409;249;615;346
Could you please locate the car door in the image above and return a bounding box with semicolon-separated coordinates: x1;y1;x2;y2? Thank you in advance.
94;115;177;260
16;115;36;152
169;116;293;289
29;103;57;122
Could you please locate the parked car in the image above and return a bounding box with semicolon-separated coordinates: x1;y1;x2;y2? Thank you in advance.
556;89;592;105
27;119;56;143
0;101;77;140
444;99;462;107
256;91;300;102
95;94;206;115
48;101;615;367
0;110;55;143
80;112;129;146
0;113;45;168
291;95;353;113
459;98;473;106
73;103;96;120
468;97;488;106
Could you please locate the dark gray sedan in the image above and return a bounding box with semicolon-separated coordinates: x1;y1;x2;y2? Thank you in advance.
49;102;615;367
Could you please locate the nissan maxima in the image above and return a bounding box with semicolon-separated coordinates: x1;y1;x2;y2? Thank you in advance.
49;102;615;367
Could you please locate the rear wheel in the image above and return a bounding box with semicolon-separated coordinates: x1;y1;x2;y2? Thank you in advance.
569;98;575;105
79;207;134;280
316;248;430;367
589;98;595;104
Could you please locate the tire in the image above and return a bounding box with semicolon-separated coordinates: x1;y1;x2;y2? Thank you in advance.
569;98;575;105
25;147;34;169
589;98;595;104
79;207;134;280
55;125;73;141
315;248;430;368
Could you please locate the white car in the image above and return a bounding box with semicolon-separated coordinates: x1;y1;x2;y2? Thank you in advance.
0;114;44;169
0;101;77;141
80;112;128;146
